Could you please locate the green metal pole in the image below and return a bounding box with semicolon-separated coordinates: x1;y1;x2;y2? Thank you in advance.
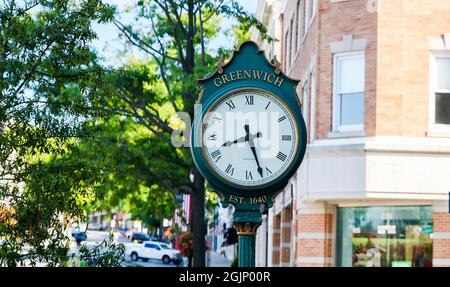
238;234;256;267
233;210;262;267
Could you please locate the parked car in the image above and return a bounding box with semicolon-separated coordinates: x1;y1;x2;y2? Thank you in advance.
130;232;159;243
130;232;151;243
125;241;182;265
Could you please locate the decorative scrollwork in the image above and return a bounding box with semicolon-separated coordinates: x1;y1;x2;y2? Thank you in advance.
234;222;261;235
272;55;281;70
217;56;225;74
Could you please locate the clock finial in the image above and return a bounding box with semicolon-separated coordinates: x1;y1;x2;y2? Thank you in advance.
272;55;281;68
217;56;225;68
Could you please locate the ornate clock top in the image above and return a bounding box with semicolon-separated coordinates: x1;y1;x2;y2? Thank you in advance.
191;40;307;210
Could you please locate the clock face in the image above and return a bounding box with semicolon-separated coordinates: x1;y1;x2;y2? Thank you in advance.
202;90;298;187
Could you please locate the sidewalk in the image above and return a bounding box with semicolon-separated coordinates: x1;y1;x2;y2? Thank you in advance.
207;251;232;267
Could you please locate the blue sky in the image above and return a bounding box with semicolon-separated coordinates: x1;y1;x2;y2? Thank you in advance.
93;0;258;66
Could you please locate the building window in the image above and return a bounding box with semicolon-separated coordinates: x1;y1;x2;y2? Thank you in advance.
430;53;450;132
301;82;309;131
310;73;316;142
304;0;310;36
295;0;300;52
336;206;433;267
333;52;365;132
284;31;289;68
290;18;294;66
312;0;318;21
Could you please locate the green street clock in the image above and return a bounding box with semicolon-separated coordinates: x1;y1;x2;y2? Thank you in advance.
191;41;307;267
192;41;306;208
202;89;299;188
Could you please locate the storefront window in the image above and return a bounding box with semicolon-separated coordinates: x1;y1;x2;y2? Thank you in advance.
337;206;433;267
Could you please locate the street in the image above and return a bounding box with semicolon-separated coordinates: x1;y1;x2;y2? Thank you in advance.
75;231;231;267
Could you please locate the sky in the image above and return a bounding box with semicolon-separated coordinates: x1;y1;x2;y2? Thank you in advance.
93;0;258;67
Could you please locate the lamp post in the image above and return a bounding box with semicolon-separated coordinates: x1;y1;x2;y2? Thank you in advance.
191;41;307;269
233;210;262;267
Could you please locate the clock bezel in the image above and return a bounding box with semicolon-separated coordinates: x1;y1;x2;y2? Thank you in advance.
201;88;299;188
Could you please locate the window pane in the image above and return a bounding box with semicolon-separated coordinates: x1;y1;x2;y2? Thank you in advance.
337;206;433;267
340;92;364;126
436;57;450;90
338;56;365;93
435;93;450;124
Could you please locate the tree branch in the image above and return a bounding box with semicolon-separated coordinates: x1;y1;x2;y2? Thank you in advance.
113;19;179;63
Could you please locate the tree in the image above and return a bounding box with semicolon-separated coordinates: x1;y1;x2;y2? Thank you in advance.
0;0;118;266
106;0;270;267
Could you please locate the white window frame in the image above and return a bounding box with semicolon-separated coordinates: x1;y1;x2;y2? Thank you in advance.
310;72;316;142
302;81;309;130
332;51;365;133
303;0;311;39
284;30;289;69
290;17;295;67
296;0;301;53
310;0;318;26
429;52;450;134
303;0;317;41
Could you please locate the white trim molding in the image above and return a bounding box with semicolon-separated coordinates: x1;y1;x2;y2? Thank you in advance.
433;232;450;239
272;229;281;234
299;136;450;202
281;222;292;228
428;52;450;136
330;34;368;54
281;242;292;248
332;51;366;134
428;33;450;51
433;259;450;267
297;256;333;264
297;232;333;240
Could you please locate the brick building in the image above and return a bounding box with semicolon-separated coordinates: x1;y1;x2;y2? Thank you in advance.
252;0;450;267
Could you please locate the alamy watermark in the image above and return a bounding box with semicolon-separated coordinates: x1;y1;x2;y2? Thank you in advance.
171;104;288;159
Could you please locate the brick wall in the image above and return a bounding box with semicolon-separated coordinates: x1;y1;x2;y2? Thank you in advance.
376;0;450;136
275;0;450;268
317;0;378;139
433;211;450;267
272;213;281;266
296;212;333;267
281;206;293;266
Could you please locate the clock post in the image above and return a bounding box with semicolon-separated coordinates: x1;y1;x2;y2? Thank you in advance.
234;210;261;267
191;41;307;267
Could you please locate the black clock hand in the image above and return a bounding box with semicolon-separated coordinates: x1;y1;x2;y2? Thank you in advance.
244;124;250;141
244;124;263;178
249;144;263;178
222;132;262;147
222;136;246;147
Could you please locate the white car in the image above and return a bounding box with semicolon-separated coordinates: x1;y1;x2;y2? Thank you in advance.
125;241;182;265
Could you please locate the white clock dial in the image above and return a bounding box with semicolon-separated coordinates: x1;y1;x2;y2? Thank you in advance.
202;90;298;187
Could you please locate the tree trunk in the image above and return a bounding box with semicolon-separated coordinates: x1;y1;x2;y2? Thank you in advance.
191;167;205;267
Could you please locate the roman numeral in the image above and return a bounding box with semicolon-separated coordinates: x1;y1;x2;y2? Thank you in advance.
278;116;286;122
226;100;235;110
246;170;253;180
265;167;272;175
276;152;287;162
225;164;234;176
265;102;271;110
245;95;254;105
211;150;221;162
282;135;292;141
208;134;217;141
